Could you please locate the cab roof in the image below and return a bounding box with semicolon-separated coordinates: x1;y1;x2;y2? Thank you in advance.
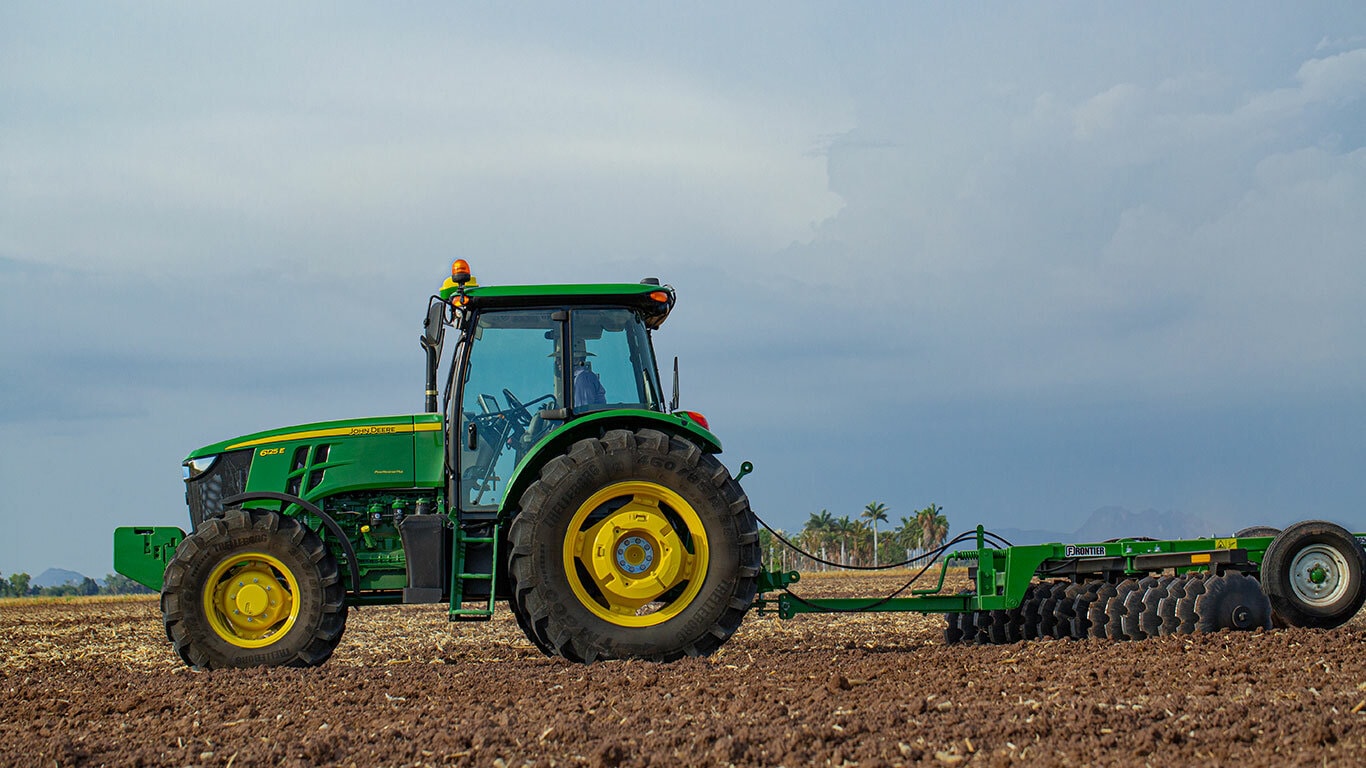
439;279;676;327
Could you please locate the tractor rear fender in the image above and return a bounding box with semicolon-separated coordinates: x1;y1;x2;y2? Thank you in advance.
498;409;722;520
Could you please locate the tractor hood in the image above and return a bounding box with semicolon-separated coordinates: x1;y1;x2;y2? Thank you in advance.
185;413;443;461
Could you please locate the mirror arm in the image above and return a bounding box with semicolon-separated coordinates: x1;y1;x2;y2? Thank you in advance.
670;356;680;412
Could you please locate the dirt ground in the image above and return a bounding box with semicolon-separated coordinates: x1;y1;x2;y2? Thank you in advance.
3;571;1365;767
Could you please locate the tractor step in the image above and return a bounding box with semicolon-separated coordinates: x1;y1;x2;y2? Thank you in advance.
449;522;499;621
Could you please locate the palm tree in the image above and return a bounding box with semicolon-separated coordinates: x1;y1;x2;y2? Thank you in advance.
916;503;949;559
832;515;856;565
894;515;923;563
916;503;944;556
803;509;835;570
862;502;890;566
850;519;872;565
926;509;949;551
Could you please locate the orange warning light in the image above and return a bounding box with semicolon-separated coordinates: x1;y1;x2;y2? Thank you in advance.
451;259;472;286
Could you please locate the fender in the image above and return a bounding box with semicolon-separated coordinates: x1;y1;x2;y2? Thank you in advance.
222;492;362;599
498;409;723;519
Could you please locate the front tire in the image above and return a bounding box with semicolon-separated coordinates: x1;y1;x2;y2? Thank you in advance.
508;429;760;662
161;508;347;669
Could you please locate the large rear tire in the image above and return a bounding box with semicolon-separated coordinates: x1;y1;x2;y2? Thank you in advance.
1261;520;1366;629
161;508;347;669
508;429;760;662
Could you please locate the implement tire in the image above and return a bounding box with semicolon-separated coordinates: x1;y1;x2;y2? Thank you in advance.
508;429;760;663
161;508;347;669
1261;520;1366;629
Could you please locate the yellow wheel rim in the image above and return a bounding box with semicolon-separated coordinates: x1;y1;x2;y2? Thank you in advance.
202;553;301;648
562;481;710;627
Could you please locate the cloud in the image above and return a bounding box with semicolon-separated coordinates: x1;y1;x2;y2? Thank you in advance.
754;46;1366;407
0;9;848;279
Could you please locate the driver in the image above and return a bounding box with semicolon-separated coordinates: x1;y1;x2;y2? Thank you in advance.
571;340;607;407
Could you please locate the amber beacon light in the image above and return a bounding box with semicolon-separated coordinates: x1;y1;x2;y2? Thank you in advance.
451;259;473;286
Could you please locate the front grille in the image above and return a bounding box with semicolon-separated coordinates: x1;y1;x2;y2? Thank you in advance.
185;449;252;530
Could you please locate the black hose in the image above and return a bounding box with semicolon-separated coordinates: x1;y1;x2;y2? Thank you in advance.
752;511;1016;614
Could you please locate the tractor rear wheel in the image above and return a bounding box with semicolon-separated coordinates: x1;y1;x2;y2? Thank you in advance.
161;508;347;669
1261;520;1366;629
508;429;760;662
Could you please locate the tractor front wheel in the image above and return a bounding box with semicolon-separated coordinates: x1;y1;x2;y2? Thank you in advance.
161;508;347;669
508;429;760;662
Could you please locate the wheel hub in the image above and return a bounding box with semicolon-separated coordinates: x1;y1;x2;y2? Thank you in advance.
616;536;656;575
235;583;270;616
1288;544;1350;607
205;557;298;645
563;481;710;627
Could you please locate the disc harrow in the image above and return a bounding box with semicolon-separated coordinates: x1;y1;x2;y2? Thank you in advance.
758;518;1366;646
943;571;1273;644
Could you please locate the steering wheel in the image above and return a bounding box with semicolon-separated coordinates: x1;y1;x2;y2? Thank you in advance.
503;388;533;427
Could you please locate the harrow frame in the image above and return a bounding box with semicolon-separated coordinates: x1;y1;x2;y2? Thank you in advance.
756;524;1364;623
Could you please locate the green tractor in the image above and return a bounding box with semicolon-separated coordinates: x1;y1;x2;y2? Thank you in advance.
115;261;760;668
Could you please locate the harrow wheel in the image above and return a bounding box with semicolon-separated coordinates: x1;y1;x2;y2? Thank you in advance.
508;429;760;663
1260;520;1366;629
161;508;347;669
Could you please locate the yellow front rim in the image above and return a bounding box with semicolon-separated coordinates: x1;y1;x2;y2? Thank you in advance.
202;553;301;648
562;481;710;627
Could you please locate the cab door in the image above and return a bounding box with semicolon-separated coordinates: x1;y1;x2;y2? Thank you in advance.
455;309;564;513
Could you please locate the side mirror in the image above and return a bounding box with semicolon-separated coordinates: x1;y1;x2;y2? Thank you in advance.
422;297;447;351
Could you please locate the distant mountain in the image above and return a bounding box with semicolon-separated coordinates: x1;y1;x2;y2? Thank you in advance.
994;506;1216;546
1072;505;1214;542
32;568;90;588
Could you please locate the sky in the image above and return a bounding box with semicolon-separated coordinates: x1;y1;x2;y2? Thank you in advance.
3;3;1366;577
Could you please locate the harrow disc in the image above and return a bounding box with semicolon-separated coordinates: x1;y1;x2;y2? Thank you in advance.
1105;579;1139;640
1086;581;1119;639
1138;576;1175;639
943;609;967;645
1193;572;1272;633
1073;582;1106;638
1157;574;1190;636
1175;574;1208;634
1052;583;1086;640
1038;582;1071;639
1021;584;1049;639
1121;576;1158;640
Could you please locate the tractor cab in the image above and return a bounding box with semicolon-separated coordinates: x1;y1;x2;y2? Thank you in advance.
425;260;699;516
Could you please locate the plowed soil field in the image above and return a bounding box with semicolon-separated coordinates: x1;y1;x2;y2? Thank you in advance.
3;571;1365;767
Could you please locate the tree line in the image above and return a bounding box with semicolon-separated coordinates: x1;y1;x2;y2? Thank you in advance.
0;572;153;598
759;502;949;571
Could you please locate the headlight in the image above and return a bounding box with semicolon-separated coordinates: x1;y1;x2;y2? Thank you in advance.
183;455;218;480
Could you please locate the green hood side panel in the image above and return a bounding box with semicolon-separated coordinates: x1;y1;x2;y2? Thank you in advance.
188;414;446;504
498;409;722;517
